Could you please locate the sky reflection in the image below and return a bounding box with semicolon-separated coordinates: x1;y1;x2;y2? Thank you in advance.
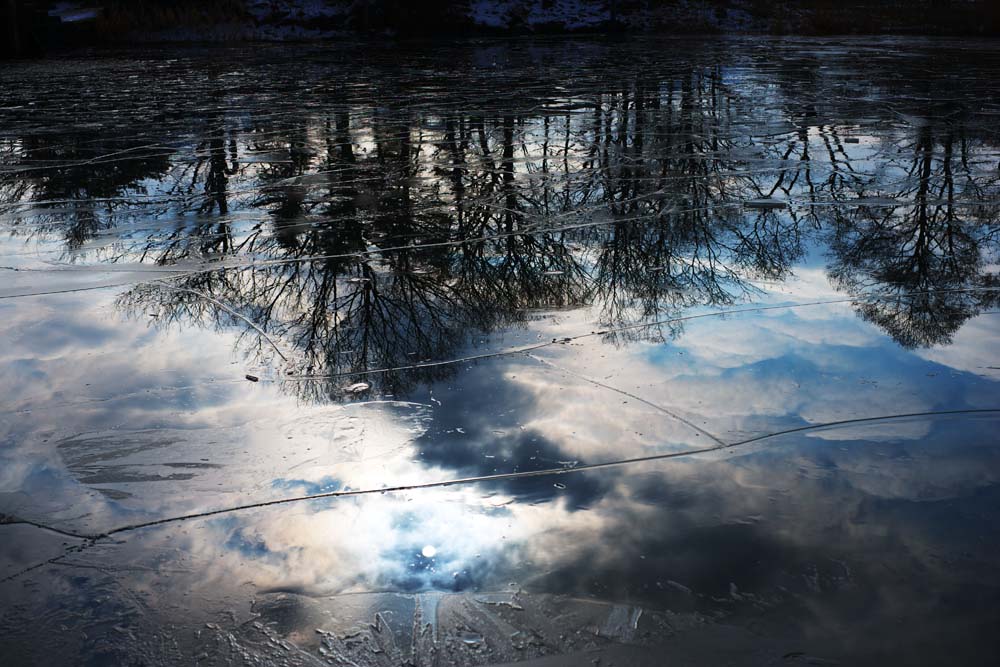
1;36;999;666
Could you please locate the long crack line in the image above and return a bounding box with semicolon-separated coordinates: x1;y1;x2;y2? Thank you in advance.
3;407;997;585
525;352;727;447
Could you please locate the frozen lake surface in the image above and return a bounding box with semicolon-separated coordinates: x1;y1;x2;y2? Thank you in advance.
1;36;1000;665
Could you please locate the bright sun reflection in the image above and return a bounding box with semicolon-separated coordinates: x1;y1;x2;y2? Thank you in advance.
421;545;437;558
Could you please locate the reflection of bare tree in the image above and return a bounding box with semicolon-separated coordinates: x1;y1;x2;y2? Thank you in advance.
99;70;809;393
828;121;1000;347
6;46;998;397
2;133;173;250
116;107;603;398
581;73;805;342
112;85;810;396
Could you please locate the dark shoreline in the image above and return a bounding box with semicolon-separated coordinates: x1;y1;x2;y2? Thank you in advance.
4;0;1000;60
